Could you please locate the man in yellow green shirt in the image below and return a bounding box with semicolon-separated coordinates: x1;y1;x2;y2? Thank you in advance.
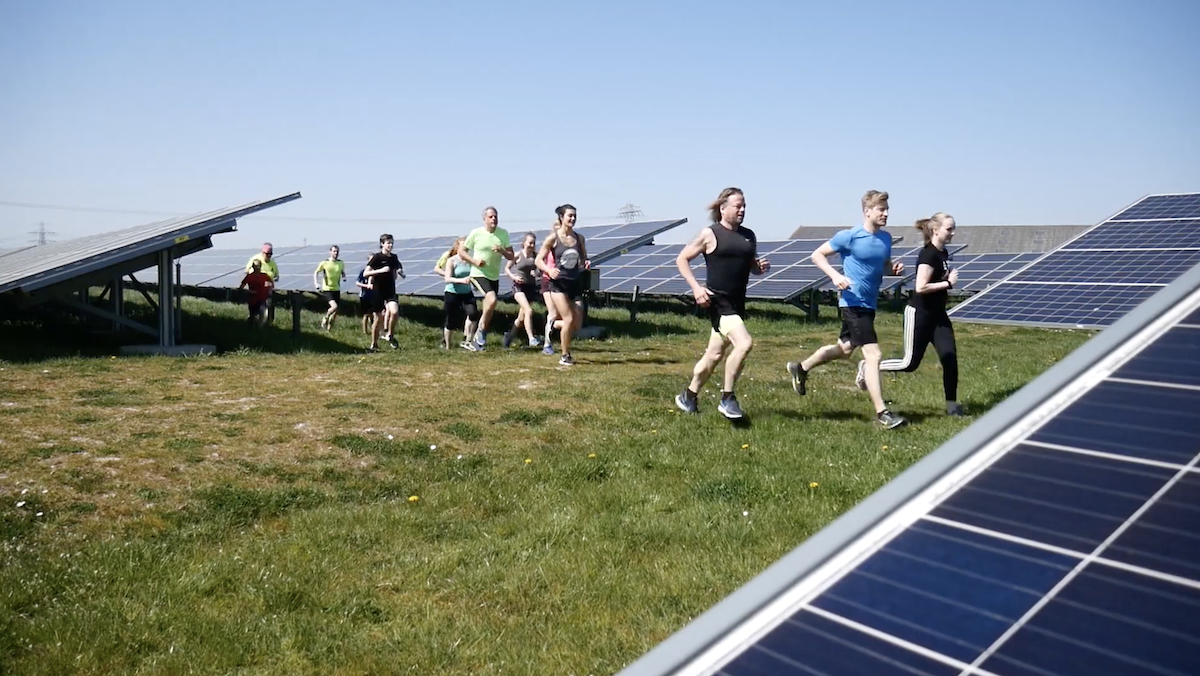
461;206;514;349
313;245;347;330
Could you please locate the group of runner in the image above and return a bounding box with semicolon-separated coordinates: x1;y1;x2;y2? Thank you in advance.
677;187;963;428
289;205;590;363
246;188;963;427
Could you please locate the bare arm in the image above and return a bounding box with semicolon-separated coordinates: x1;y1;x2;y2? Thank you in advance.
535;234;558;277
811;242;850;290
914;264;957;294
676;229;716;306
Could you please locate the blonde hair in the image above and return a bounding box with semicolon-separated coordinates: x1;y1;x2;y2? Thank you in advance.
861;190;889;211
447;236;466;258
708;187;744;224
914;212;953;244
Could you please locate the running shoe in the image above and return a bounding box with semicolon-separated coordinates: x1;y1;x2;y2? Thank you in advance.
876;409;907;429
542;343;554;356
529;337;541;348
460;341;478;352
388;335;399;349
474;329;486;349
675;389;698;414
502;332;513;349
946;402;966;417
717;393;745;419
786;361;807;395
558;353;574;366
855;359;868;391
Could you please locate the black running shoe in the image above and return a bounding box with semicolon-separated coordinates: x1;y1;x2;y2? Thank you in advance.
718;393;745;419
786;361;807;395
675;389;699;414
876;409;907;429
387;335;399;349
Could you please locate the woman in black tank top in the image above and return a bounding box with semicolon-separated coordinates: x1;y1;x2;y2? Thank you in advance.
878;213;965;416
535;204;589;366
502;233;543;349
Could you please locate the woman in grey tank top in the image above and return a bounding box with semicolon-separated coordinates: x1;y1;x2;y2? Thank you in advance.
503;233;542;348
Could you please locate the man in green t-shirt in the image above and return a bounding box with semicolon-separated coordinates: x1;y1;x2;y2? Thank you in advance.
313;245;347;330
461;206;514;349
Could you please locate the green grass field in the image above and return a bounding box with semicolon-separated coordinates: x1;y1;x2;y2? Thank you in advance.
0;295;1094;675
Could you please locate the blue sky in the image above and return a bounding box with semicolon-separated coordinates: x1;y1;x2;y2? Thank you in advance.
1;0;1198;250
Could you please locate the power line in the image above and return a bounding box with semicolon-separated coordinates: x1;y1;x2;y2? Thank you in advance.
0;199;623;225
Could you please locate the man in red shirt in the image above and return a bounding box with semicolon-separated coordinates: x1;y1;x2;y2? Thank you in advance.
239;259;275;327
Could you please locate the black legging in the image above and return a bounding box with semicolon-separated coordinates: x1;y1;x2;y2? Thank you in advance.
443;291;479;330
880;305;958;401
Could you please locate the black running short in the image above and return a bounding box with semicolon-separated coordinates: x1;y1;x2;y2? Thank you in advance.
371;293;398;314
470;277;500;296
707;293;746;333
548;275;582;301
839;306;878;347
514;281;539;298
319;290;341;304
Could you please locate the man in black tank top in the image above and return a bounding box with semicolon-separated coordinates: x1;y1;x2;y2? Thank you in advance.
674;187;770;420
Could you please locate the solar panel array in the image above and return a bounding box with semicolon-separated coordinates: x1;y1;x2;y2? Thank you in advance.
618;260;1200;676
951;192;1200;328
181;219;686;296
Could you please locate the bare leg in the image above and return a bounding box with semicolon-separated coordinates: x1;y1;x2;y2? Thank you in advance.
860;343;887;414
802;341;853;372
722;325;754;392
688;331;729;394
551;292;575;355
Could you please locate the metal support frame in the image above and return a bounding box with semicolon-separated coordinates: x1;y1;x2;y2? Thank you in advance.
61;297;158;338
158;249;175;347
112;276;124;332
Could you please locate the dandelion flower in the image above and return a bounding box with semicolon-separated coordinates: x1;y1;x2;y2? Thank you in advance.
741;444;750;449
524;458;532;464
587;453;596;458
407;495;419;503
809;482;819;489
650;430;657;434
882;445;889;451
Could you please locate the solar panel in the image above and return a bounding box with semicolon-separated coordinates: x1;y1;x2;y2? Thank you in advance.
951;193;1200;328
618;259;1200;676
950;252;1044;293
181;219;687;297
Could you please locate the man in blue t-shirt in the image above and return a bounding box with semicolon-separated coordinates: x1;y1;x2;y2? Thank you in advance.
785;190;908;429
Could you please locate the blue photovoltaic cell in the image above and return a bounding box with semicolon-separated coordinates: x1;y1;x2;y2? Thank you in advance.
1063;219;1200;250
808;520;1074;663
929;445;1175;551
1104;473;1200;581
655;274;1200;676
1111;325;1200;387
1108;193;1200;221
1027;380;1200;465
980;565;1200;676
1009;249;1200;284
950;283;1161;327
720;610;961;676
